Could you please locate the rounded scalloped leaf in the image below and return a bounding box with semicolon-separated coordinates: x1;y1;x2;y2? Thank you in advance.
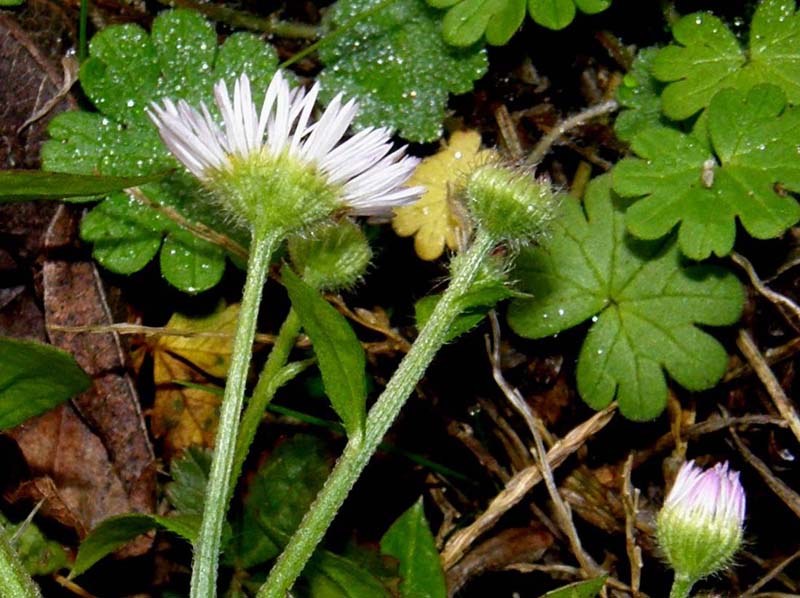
652;0;800;120
508;175;744;421
528;0;576;30
318;0;487;142
151;10;218;102
43;9;277;293
160;231;226;293
439;0;526;46
80;192;165;275
79;24;160;124
614;84;800;260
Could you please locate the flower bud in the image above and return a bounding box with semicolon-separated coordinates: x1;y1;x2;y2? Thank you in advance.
463;162;558;244
288;220;372;291
657;461;745;586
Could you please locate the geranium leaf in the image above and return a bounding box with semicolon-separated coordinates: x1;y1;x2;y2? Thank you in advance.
614;48;667;142
318;0;487;142
506;175;744;421
42;9;276;293
652;0;800;120
613;84;800;260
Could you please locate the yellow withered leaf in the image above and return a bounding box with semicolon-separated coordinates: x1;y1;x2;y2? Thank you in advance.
149;303;239;455
392;130;495;261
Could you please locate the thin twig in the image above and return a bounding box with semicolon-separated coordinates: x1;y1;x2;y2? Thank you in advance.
730;427;800;520
441;403;616;569
732;252;800;332
127;187;249;262
621;454;643;597
724;336;800;382
485;312;600;578
47;323;279;345
632;413;787;468
736;329;800;443
326;295;412;352
741;549;800;596
527;100;618;166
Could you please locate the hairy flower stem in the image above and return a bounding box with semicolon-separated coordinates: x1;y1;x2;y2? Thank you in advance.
669;575;694;598
0;524;41;598
231;308;303;489
257;230;496;598
190;230;281;598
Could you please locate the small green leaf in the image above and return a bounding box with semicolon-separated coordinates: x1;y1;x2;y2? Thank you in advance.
538;575;607;598
70;513;197;578
573;0;610;13
304;551;393;598
528;0;575;30
614;48;667;142
0;338;90;430
165;446;212;515
614;84;800;260
0;0;25;5
0;171;166;202
318;0;488;142
232;435;331;568
42;9;277;293
380;499;446;598
282;267;367;437
0;514;69;576
507;175;744;420
436;0;525;46
160;230;227;295
415;274;514;341
653;0;800;119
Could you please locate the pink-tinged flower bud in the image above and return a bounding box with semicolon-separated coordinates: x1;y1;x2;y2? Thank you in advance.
657;461;746;597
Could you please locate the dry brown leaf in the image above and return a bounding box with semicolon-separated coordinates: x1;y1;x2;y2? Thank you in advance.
148;303;239;455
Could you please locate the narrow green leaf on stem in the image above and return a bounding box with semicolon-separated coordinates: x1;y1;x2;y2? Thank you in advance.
190;231;280;598
282;267;367;438
0;171;165;202
256;230;496;598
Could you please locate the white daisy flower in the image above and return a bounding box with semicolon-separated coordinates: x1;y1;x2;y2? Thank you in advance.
147;70;422;228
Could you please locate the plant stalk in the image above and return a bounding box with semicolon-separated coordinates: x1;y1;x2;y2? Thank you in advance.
0;524;42;598
256;230;496;598
231;308;303;489
190;230;280;598
669;574;694;598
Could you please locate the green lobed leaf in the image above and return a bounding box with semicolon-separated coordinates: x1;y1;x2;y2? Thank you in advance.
303;551;393;598
282;267;367;437
652;0;800;120
318;0;487;142
538;576;607;598
231;435;331;569
506;175;744;421
614;48;668;142
0;337;90;430
0;171;166;202
380;499;446;598
42;9;277;293
70;513;198;578
613;84;800;260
